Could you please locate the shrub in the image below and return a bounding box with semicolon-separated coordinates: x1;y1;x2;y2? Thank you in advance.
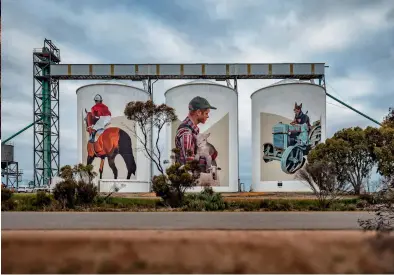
76;181;98;205
53;180;77;209
53;163;100;209
35;191;52;208
296;161;351;209
152;156;200;208
183;187;226;211
358;187;394;234
1;187;16;211
1;187;13;202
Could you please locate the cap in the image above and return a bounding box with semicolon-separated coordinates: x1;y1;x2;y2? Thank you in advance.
188;96;217;111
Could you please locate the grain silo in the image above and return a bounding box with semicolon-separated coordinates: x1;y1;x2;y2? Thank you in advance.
76;81;151;192
251;79;326;192
165;80;239;192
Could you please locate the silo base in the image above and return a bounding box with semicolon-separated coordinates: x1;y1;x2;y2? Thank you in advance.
252;181;313;193
186;186;239;193
98;180;150;193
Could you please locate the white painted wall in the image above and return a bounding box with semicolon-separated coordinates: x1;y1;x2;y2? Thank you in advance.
165;80;239;192
76;82;151;192
251;80;327;192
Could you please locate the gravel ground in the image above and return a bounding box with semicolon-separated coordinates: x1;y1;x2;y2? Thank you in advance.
2;230;394;274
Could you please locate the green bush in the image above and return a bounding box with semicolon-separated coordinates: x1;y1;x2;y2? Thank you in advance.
1;187;13;202
53;180;77;209
76;181;98;205
183;187;226;211
35;191;52;208
152;149;201;208
1;187;16;211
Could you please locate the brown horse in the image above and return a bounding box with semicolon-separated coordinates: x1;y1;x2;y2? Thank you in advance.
84;109;136;179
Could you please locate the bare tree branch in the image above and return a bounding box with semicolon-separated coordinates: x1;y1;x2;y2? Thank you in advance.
124;100;177;176
296;161;350;209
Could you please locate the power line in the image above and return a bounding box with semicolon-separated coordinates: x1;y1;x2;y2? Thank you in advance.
327;101;348;110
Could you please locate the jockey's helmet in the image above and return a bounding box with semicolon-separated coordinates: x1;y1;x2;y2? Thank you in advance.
94;94;103;102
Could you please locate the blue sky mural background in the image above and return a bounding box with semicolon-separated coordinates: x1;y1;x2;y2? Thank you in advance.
2;0;394;189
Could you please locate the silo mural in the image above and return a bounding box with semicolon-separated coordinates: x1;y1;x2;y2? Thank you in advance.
76;81;151;192
251;80;326;192
165;80;239;192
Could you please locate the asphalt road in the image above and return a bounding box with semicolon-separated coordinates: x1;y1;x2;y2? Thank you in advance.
1;212;375;230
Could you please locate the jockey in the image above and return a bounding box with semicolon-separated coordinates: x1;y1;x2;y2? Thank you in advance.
89;94;112;142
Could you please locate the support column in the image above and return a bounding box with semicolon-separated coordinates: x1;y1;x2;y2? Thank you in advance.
234;77;241;192
148;78;154;192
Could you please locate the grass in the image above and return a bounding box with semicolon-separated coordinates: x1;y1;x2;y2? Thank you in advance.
3;193;367;212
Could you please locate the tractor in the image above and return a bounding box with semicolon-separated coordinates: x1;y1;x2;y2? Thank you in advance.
262;118;321;174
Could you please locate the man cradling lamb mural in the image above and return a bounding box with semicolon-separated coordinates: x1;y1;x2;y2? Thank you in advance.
174;96;220;186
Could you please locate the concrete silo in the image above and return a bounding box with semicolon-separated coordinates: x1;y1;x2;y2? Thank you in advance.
251;79;326;192
165;80;239;192
76;81;151;192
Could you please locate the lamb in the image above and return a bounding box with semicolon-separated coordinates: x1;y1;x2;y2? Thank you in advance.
195;132;215;170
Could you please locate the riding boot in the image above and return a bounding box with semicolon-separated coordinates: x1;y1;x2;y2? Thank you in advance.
89;131;96;143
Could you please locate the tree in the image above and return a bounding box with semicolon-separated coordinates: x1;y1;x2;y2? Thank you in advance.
124;100;177;175
365;108;394;187
308;127;375;195
382;107;394;128
296;161;350;209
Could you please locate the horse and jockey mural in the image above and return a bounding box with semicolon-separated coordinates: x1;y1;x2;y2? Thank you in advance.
83;94;137;180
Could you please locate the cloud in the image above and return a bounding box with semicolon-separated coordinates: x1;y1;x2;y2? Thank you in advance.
2;0;393;189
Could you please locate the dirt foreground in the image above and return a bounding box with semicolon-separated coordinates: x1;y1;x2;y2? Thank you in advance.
2;230;394;274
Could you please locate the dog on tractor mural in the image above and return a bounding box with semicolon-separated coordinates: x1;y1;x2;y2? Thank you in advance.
84;109;136;180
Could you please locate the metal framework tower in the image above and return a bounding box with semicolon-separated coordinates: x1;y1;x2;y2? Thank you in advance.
1;162;23;189
33;39;61;187
1;142;23;189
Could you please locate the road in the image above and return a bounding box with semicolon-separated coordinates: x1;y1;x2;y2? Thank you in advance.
1;212;374;230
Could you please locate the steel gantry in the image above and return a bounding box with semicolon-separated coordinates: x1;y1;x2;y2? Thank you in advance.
33;39;61;187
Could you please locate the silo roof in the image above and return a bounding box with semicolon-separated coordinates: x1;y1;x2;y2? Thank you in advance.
250;79;324;98
75;80;147;95
164;79;233;96
265;79;314;87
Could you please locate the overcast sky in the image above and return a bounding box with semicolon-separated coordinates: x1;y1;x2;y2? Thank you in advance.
2;0;394;188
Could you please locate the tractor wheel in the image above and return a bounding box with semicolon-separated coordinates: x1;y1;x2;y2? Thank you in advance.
262;143;274;163
280;146;305;174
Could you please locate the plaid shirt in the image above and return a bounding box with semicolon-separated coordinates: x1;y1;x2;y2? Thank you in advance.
175;117;200;165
